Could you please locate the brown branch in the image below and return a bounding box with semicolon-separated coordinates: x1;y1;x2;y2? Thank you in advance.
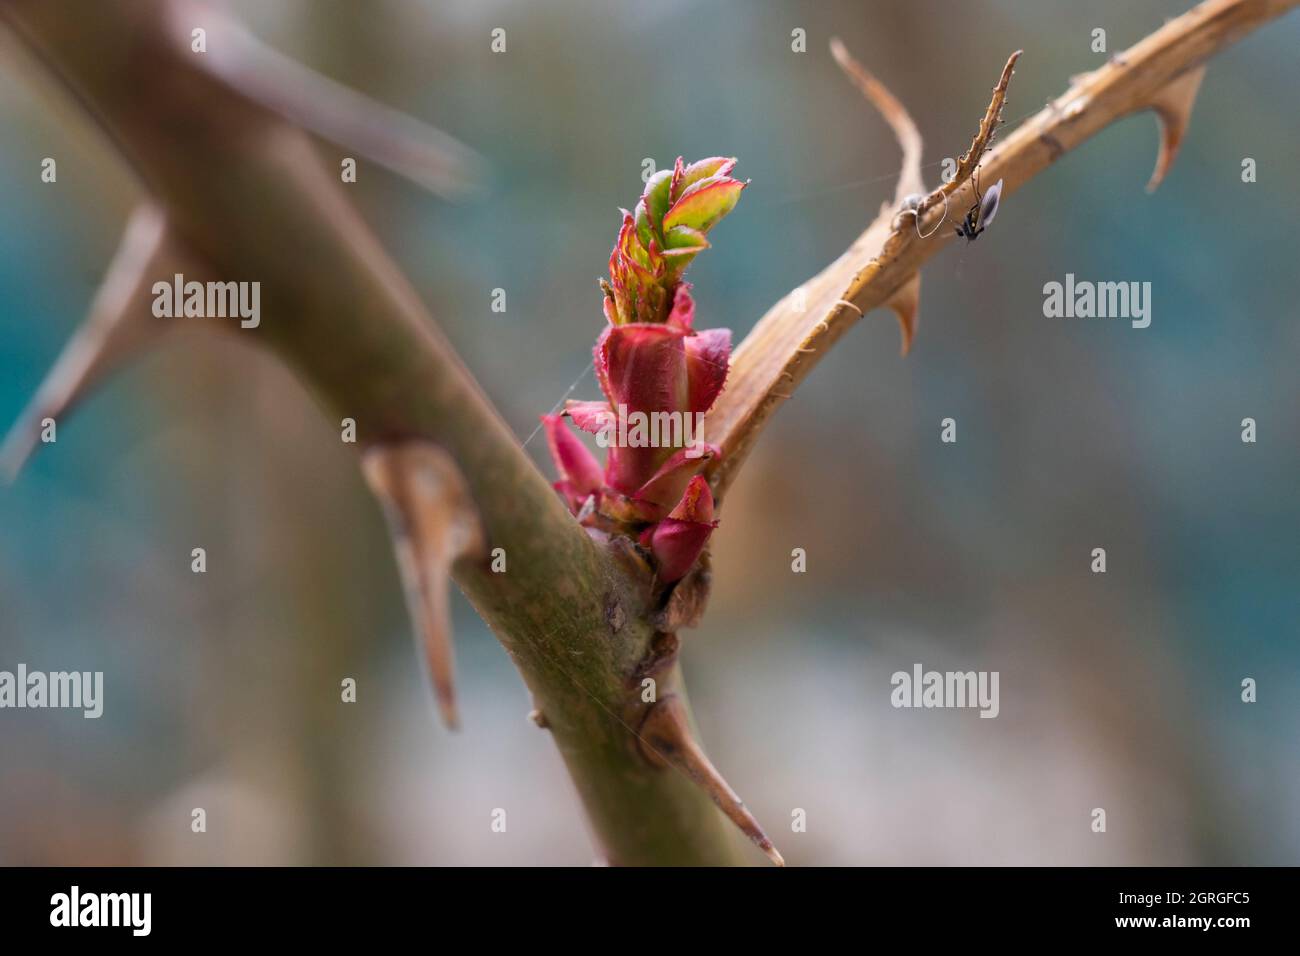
180;0;484;200
707;0;1300;500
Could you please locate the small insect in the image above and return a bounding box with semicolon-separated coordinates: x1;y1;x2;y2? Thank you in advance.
954;170;1003;241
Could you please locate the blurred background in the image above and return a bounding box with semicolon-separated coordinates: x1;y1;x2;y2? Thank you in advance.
1;0;1296;865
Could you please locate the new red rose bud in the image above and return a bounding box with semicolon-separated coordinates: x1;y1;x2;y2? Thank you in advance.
544;157;743;583
640;475;718;583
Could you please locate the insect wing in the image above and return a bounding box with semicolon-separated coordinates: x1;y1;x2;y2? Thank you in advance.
978;178;1003;229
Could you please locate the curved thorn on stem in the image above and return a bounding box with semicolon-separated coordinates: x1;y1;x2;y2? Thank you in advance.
362;441;486;730
177;0;485;200
886;272;922;356
639;694;785;866
830;36;925;204
1;203;197;482
1145;64;1207;193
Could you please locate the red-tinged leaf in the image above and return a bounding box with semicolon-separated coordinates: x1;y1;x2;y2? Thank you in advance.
602;492;661;524
662;177;745;234
614;210;634;258
645;235;665;276
564;399;615;435
667;284;695;330
595;322;693;493
542;414;602;499
618;212;651;271
646;515;716;583
672;173;725;204
607;245;622;297
595;322;689;415
645;476;718;582
633;444;717;513
621;254;658;286
669;474;714;522
677;157;736;199
685;327;731;413
594;325;613;397
667;156;686;205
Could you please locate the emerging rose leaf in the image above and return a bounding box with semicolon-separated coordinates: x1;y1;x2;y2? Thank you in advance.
640;475;718;584
543;158;743;583
607;156;746;326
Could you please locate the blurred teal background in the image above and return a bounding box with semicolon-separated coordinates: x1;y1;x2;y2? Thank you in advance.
1;0;1296;864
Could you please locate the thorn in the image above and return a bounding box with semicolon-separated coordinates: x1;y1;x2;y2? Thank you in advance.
939;50;1023;207
0;204;187;482
829;36;924;203
885;273;922;356
527;708;549;729
1145;64;1206;193
187;4;484;200
639;695;785;866
361;442;486;730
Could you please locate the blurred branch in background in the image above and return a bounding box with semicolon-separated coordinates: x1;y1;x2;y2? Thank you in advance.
191;0;484;200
